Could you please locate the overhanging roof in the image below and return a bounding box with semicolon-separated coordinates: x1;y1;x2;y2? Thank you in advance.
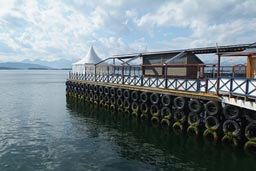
220;47;256;56
112;43;253;59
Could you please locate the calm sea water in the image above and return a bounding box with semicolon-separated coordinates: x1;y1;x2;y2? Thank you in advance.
0;70;255;171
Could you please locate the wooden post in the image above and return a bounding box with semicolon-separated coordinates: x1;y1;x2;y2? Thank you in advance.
247;55;252;78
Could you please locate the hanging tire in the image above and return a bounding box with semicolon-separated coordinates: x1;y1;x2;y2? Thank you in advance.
99;95;104;105
131;91;139;102
104;87;109;96
245;123;256;141
94;93;98;100
110;96;116;105
131;101;139;112
161;107;171;118
223;105;240;120
89;84;94;92
104;96;110;105
150;105;160;116
99;86;104;94
161;118;170;127
140;92;148;103
84;84;88;91
117;98;123;107
188;99;202;113
174;96;186;110
205;101;220;116
140;103;149;114
187;112;200;127
222;119;240;137
187;125;199;136
204;115;220;131
150;93;159;105
110;87;115;97
203;129;218;143
81;83;85;89
89;92;94;102
161;94;171;107
244;110;256;123
123;99;130;109
117;88;122;98
151;116;160;126
140;113;148;120
244;140;256;155
123;89;130;99
173;109;186;123
94;85;98;93
221;134;238;146
173;121;183;131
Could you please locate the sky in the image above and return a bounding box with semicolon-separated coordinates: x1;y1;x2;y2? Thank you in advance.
0;0;255;64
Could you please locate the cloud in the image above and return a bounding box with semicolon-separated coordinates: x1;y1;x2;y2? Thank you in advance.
0;0;255;65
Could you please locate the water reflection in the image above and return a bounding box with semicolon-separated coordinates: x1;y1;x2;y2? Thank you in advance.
66;97;256;171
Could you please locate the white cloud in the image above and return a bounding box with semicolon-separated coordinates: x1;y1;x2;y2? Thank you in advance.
0;0;255;65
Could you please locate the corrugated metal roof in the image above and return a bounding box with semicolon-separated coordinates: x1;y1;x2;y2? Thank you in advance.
112;43;252;59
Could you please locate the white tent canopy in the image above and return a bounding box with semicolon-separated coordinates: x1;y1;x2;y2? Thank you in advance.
72;46;103;74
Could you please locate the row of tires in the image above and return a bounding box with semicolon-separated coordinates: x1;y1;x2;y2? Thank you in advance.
66;81;221;114
66;81;256;154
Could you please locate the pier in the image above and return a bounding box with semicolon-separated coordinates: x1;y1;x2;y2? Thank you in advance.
66;43;256;154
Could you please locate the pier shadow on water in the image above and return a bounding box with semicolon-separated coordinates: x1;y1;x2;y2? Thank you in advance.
66;97;256;171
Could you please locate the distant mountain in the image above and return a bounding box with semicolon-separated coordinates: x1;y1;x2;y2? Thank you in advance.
22;59;76;69
0;62;52;70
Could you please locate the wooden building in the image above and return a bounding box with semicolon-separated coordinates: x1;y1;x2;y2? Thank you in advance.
142;52;204;78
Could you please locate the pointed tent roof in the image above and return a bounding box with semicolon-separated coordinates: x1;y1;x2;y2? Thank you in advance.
73;46;102;65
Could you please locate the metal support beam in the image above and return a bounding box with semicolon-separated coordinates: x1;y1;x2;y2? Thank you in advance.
164;51;186;64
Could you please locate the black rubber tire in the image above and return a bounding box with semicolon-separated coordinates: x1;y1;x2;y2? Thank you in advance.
89;92;94;99
123;90;130;99
140;92;148;103
117;88;122;98
93;93;98;101
123;99;130;109
131;101;139;112
117;98;123;106
104;96;110;103
245;123;256;140
84;84;88;92
140;103;149;113
223;105;240;120
222;119;240;137
204;115;220;130
173;109;186;122
89;84;94;92
205;101;220;116
150;105;160;116
80;83;84;89
188;99;202;113
110;88;115;97
244;110;256;123
94;85;98;93
131;91;139;102
110;96;116;104
188;112;200;126
99;86;104;94
150;93;159;105
104;87;109;96
174;96;186;110
161;106;171;118
161;94;171;107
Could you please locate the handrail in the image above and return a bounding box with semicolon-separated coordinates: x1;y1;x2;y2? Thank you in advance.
69;71;256;99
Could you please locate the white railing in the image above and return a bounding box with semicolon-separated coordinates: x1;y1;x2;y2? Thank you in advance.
69;72;256;99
